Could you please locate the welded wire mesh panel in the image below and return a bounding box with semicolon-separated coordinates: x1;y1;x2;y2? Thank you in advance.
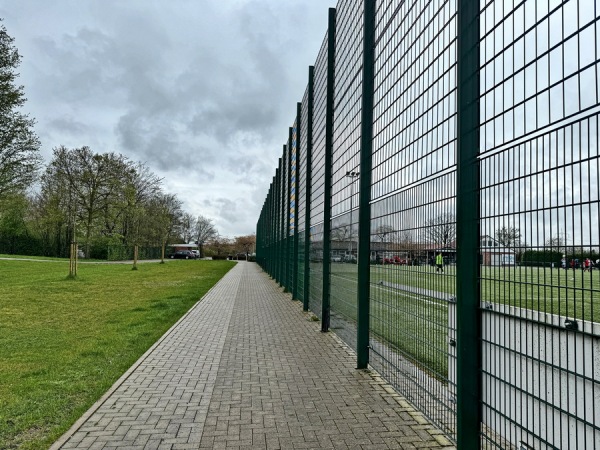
267;180;275;275
276;164;283;282
329;0;364;351
297;88;310;302
369;0;458;439
279;148;287;288
288;120;298;292
308;36;329;319
478;1;600;448
256;1;600;446
284;143;291;290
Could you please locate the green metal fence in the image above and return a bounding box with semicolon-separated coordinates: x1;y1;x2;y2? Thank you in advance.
256;0;600;448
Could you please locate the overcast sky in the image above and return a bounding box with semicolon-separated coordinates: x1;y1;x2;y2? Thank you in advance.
0;0;336;237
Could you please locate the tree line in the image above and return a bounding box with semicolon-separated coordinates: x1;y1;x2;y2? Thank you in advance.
1;144;218;259
0;20;257;259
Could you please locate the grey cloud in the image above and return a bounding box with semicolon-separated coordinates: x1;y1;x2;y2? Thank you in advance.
48;116;92;135
116;113;216;179
33;29;121;103
217;198;240;223
3;0;337;236
226;154;273;185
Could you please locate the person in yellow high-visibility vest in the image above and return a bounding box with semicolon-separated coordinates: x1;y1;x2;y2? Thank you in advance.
435;253;444;273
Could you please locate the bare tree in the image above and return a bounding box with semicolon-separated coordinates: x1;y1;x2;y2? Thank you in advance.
495;226;521;248
397;230;413;249
546;235;569;254
179;213;196;244
331;223;354;242
423;213;456;247
117;161;162;247
194;215;217;258
374;224;394;242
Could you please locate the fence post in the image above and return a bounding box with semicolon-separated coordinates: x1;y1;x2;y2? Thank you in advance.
265;184;269;272
304;66;314;312
281;153;287;287
356;0;376;369
286;130;293;293
276;161;282;285
269;180;274;275
281;146;288;289
456;0;481;447
292;103;301;300
322;7;336;332
258;196;265;268
270;178;275;276
263;189;267;269
280;153;285;287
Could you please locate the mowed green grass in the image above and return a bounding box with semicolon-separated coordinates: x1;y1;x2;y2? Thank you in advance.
0;258;235;450
370;263;600;322
322;263;600;381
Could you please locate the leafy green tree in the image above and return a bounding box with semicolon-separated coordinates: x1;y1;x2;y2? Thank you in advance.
0;192;31;253
38;147;184;259
143;193;182;261
42;146;132;257
0;20;41;197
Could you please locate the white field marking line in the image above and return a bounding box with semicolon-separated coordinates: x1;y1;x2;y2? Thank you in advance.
372;283;449;308
331;273;449;308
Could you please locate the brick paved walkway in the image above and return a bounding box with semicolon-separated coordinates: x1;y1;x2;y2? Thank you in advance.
52;262;455;449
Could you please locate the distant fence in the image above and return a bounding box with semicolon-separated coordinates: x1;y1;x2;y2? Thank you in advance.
106;245;161;261
256;1;600;448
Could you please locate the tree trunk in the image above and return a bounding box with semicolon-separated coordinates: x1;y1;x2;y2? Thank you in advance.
132;244;138;270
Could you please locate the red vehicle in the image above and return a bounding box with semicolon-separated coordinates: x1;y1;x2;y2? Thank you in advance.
383;256;407;265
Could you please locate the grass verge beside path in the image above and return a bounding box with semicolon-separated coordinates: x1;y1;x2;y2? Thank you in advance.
0;258;235;450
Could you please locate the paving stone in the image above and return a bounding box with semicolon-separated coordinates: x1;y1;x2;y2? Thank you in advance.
51;263;454;449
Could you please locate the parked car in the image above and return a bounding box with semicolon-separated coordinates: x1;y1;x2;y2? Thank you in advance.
343;255;357;263
331;255;342;262
191;250;200;258
170;250;196;259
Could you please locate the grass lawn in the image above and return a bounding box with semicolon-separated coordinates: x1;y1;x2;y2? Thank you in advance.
369;264;600;322
0;258;235;450
0;254;107;263
318;263;600;382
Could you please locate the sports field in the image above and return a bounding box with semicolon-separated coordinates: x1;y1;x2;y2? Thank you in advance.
321;262;600;379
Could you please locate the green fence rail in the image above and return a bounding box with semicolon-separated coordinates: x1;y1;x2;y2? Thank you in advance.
256;1;600;448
